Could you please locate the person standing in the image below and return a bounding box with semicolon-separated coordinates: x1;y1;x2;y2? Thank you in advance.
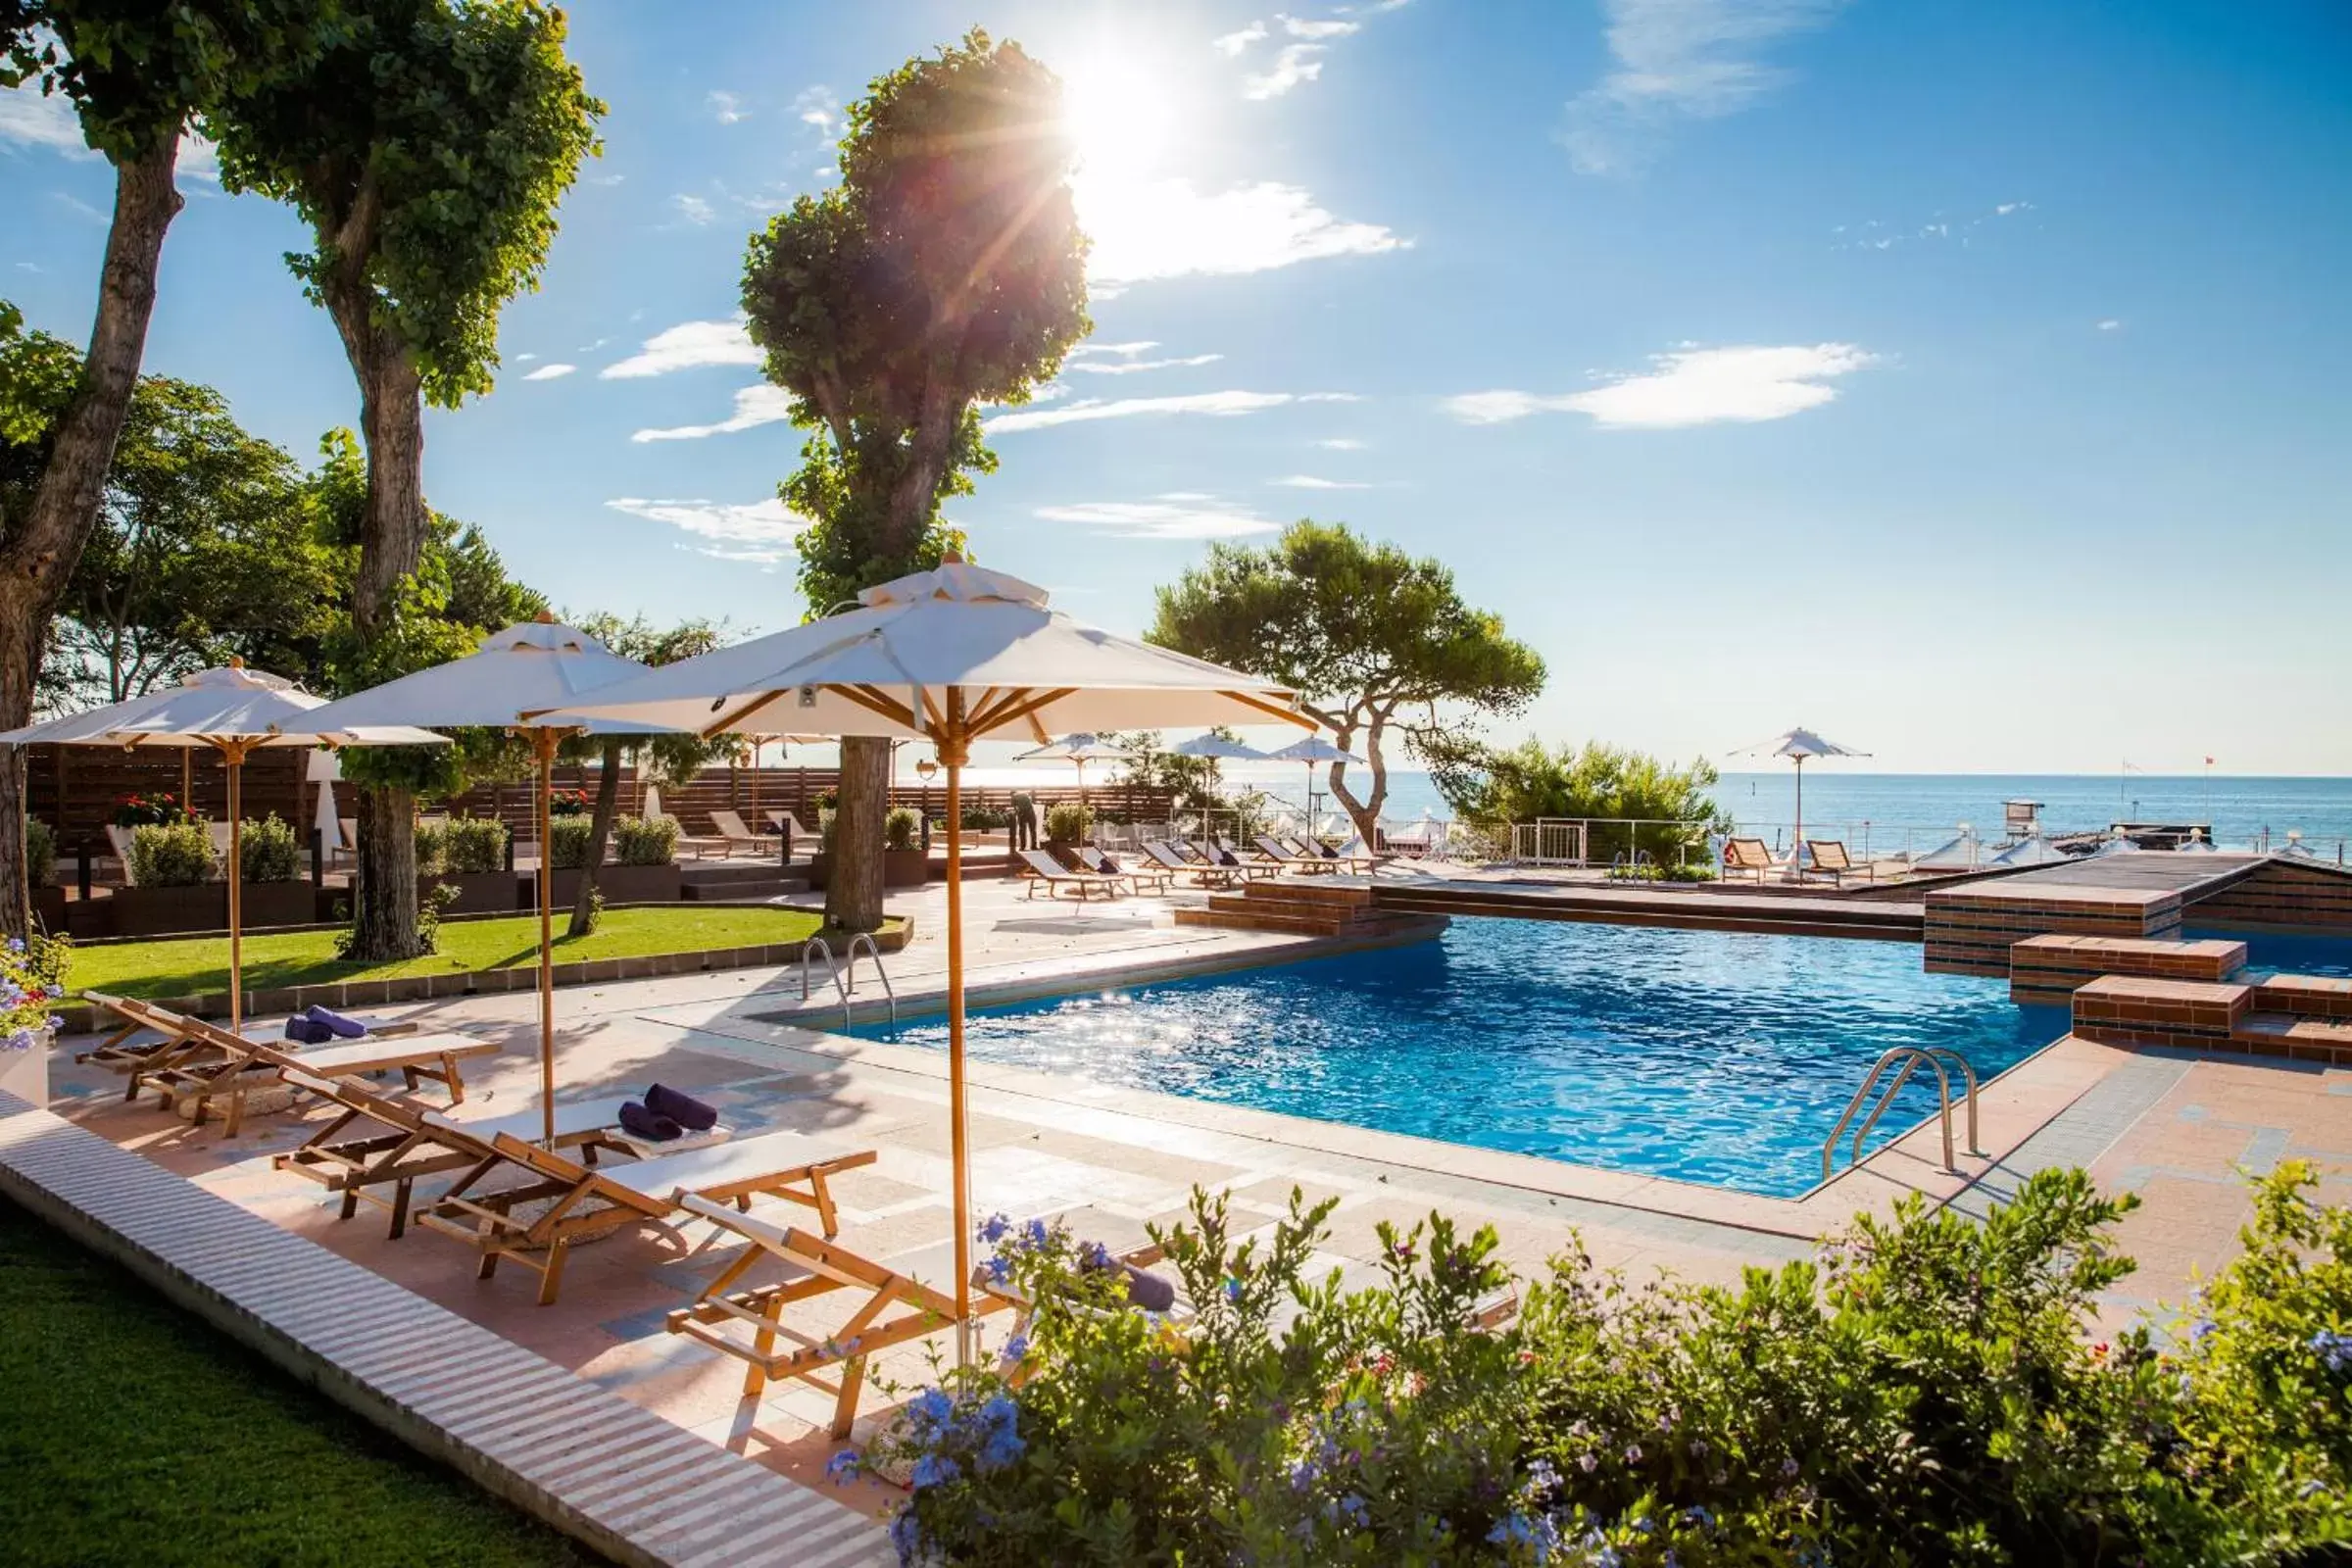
1011;789;1039;851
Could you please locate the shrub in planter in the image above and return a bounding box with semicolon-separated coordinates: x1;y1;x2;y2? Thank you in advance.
443;816;509;874
550;787;590;817
112;791;190;827
1043;802;1091;843
885;806;920;853
613;813;680;866
414;820;450;878
960;805;1009;832
24;817;55;888
548;814;596;869
127;822;217;887
236;814;303;882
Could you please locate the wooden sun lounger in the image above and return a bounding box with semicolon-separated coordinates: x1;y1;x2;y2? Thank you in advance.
1722;837;1778;885
1174;839;1279;881
666;1197;978;1438
1254;835;1338;874
1015;847;1125;901
105;1001;498;1136
417;1128;878;1305
708;809;770;858
1075;846;1170;895
77;991;418;1082
1143;840;1247;888
1803;840;1867;885
273;1066;633;1238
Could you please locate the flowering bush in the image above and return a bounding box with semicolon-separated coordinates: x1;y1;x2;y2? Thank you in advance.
2;934;70;1053
112;792;191;828
549;788;590;818
846;1167;2352;1567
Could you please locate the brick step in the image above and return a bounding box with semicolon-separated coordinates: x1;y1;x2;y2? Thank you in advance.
1204;892;1369;918
2250;974;2352;1020
681;879;806;902
2231;1012;2352;1063
1172;907;1350;936
681;859;801;885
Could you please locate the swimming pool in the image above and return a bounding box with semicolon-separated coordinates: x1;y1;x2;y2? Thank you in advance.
852;920;2065;1198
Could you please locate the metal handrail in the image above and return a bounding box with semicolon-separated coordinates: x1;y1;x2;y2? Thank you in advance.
800;936;847;1005
843;932;897;1024
1823;1045;1983;1181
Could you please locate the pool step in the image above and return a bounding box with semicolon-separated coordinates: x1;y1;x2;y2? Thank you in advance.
1175;878;1422;939
2008;934;2247;1007
2068;975;2352;1065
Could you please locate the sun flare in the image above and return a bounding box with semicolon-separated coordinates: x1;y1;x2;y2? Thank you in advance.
1057;52;1178;182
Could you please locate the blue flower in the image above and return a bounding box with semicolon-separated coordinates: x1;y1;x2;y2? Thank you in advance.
824;1448;861;1483
1082;1241;1113;1271
979;1212;1010;1244
1525;1458;1560;1492
1223;1277;1244;1303
2311;1329;2352;1375
1002;1332;1029;1362
908;1388;955;1432
909;1452;961;1491
1020;1216;1050;1249
889;1508;924;1565
976;1428;1025;1474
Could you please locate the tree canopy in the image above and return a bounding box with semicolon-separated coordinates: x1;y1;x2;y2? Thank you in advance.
1148;521;1545;843
1430;737;1731;865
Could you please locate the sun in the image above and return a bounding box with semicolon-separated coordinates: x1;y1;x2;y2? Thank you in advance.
1057;52;1179;184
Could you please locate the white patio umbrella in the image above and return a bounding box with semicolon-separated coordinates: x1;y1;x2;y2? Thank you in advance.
1265;733;1361;827
298;616;672;1145
307;748;342;861
1012;732;1139;837
0;662;444;1032
1731;727;1869;871
540;558;1309;1354
1170;732;1268;761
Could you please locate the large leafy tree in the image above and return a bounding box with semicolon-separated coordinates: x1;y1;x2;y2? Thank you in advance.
0;2;323;938
1149;522;1547;846
1429;738;1731;865
742;27;1089;933
559;612;739;938
214;0;601;957
55;378;335;706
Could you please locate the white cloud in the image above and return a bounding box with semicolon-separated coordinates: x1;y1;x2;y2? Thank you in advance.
1995;200;2032;216
601;318;762;378
521;363;576;381
606;496;809;564
1212;21;1269;55
631;384;796;443
794;85;840;135
1038;498;1281;540
515;352;540;363
1244;43;1327;98
1282;15;1360;38
1067;353;1224;375
987;389;1353;434
1445;343;1875;429
50;190;103;223
708;90;748;124
1069;341;1162;358
672;193;716;224
177;131;220;183
0;85;92;157
1316;436;1368;450
1079;176;1405;285
1562;0;1848;175
1270;473;1370;488
2097;318;2123;331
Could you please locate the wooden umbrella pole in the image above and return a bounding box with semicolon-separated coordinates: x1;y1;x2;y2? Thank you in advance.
943;700;973;1366
535;729;559;1146
224;744;244;1031
180;749;190;812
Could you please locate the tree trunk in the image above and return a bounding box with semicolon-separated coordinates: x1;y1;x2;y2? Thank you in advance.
337;323;431;959
568;737;623;937
1327;717;1390;849
0;133;183;941
825;736;891;933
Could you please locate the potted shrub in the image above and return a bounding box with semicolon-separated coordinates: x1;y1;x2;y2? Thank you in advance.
417;814;519;914
1;932;68;1104
1044;801;1092;849
549;812;683;906
112;820;221;935
808;806;930;890
25;817;66;934
233;813;316;928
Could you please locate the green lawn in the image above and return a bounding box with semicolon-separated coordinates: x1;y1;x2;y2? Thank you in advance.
0;1200;593;1567
71;906;831;1001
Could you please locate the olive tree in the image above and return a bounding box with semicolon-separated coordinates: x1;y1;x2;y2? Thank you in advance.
214;0;600;956
0;0;321;938
742;27;1088;932
1149;522;1546;846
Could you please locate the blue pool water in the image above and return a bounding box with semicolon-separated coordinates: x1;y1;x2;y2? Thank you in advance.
855;921;2067;1198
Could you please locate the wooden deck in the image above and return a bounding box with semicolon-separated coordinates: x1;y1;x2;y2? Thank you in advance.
0;1092;891;1568
1368;877;1926;941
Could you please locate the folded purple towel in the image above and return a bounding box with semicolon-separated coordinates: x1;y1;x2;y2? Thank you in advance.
644;1082;717;1132
304;1004;367;1040
283;1016;334;1046
1097;854;1124;874
1216;847;1243;867
1318;842;1341;858
1123;1264;1177;1313
618;1101;682;1142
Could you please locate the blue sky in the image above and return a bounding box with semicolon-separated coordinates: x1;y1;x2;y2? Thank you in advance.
5;0;2349;775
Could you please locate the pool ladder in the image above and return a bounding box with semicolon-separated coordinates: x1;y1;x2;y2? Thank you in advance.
1822;1046;1983;1181
799;933;897;1028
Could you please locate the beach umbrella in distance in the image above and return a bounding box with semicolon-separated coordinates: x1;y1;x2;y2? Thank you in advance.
537;556;1312;1358
1729;727;1869;871
0;662;445;1032
1170;732;1268;760
1264;733;1361;833
1012;733;1141;835
297;615;676;1146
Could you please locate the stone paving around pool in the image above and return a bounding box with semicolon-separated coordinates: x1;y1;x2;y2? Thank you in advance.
26;874;2352;1538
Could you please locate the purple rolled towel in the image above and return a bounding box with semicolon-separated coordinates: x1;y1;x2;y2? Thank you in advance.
644;1082;718;1132
1216;847;1243;867
283;1016;334;1046
1098;854;1123;874
1123;1265;1177;1313
618;1101;681;1142
304;1004;368;1040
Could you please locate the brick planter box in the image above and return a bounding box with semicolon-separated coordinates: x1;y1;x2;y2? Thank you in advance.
806;849;928;891
418;870;525;916
31;886;67;935
109;880;315;937
533;863;683;907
